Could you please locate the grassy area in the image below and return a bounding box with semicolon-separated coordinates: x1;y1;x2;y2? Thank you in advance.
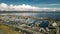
0;24;20;34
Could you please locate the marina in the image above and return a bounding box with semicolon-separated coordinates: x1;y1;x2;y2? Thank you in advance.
0;0;60;34
0;15;60;34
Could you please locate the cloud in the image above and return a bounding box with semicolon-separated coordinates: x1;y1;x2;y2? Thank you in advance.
39;4;60;6
0;3;60;11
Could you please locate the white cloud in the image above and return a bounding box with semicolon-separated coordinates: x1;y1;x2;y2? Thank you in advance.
39;4;60;6
0;3;60;11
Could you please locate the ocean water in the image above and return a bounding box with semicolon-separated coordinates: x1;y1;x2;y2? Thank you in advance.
0;12;60;19
36;12;60;19
0;12;60;27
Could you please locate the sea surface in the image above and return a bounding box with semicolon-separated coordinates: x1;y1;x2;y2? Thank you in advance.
0;12;60;19
0;11;60;27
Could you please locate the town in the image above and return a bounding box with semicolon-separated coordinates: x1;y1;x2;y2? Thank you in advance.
0;15;60;34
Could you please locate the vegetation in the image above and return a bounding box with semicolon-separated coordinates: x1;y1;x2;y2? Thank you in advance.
0;24;20;34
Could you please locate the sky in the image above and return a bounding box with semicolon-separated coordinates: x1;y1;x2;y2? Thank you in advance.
0;0;60;11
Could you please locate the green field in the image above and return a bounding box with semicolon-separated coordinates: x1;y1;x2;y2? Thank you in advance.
0;24;20;34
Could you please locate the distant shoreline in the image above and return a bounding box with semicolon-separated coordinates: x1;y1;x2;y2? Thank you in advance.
0;11;60;13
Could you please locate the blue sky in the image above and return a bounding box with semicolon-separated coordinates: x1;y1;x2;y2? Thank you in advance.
0;0;60;11
0;0;60;7
0;0;60;4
